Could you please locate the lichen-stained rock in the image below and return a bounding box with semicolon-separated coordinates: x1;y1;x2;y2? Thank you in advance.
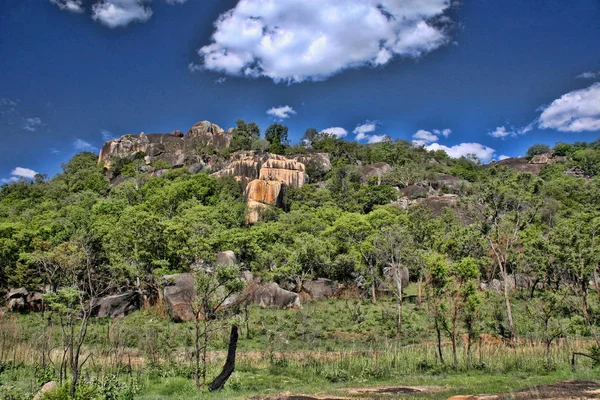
293;153;332;177
245;180;285;224
217;250;238;266
211;151;268;189
99;132;185;169
163;273;196;322
251;282;302;309
259;155;307;189
186;121;232;150
360;162;392;184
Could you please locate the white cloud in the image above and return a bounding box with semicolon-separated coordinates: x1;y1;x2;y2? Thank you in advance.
365;134;388;144
1;177;19;184
498;155;510;161
321;127;348;138
538;82;600;132
576;71;599;79
266;105;296;119
92;0;153;28
489;126;514;138
50;0;84;13
425;142;496;163
353;123;377;135
11;167;38;179
23;117;42;132
215;77;227;84
412;129;438;145
433;128;452;137
198;0;453;83
74;138;98;152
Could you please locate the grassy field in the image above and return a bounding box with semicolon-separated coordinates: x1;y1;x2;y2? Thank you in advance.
1;287;598;399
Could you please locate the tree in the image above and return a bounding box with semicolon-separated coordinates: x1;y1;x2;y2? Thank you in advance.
426;253;450;365
301;128;319;145
526;290;566;370
526;143;551;159
375;225;414;334
230;119;260;152
191;264;245;389
471;170;543;343
265;123;289;154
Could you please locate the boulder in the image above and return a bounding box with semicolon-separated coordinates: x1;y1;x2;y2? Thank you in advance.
7;297;26;312
211;151;268;189
251;282;302;309
488;157;544;175
432;173;469;191
302;278;339;300
186;121;232;150
27;292;44;312
293;153;332;178
33;381;58;400
258;155;307;189
217;250;238;266
93;291;141;318
360;162;392;184
7;287;28;299
163;273;197;322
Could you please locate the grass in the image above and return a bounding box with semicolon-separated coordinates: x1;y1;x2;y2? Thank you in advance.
0;287;598;399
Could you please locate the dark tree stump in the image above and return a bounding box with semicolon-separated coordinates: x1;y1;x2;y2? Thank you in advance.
208;325;239;392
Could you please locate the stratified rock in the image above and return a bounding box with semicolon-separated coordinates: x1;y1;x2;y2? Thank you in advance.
217;251;238;266
186;121;232;150
251;282;301;309
302;278;339;300
211;151;268;189
258;155;307;189
360;162;392;184
93;291;141;318
163;273;197;322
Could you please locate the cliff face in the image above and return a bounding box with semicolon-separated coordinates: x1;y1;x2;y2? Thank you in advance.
98;121;232;169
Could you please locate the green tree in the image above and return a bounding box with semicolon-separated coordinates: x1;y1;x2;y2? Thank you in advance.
264;123;289;154
230;119;260;151
526;143;551;159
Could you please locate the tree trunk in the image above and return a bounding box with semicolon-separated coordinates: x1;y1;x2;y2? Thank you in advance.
502;266;516;344
371;280;377;305
546;340;552;371
194;319;201;390
435;318;444;365
394;267;403;335
417;278;422;307
209;325;239;392
452;308;458;371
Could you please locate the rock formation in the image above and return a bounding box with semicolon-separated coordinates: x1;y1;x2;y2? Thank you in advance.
360;162;392;184
163;273;197;322
93;291;141;318
98;120;231;170
5;288;44;312
302;278;339;300
251;282;302;309
212;151;308;223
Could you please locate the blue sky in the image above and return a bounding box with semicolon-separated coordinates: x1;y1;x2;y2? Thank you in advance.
1;0;600;181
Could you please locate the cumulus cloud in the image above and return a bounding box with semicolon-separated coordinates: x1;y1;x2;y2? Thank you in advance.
11;167;39;179
425;142;496;163
412;129;438;146
197;0;453;83
354;123;377;135
434;128;452;137
23;117;43;132
538;82;600;132
498;155;511;161
1;177;19;184
0;98;18;115
576;71;599;79
51;0;186;28
488;126;514;138
74;138;98;152
321;127;348;138
92;0;153;28
266;105;296;120
215;77;227;84
50;0;84;13
364;134;388;144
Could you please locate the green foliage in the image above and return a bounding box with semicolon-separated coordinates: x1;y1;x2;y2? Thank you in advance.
230;120;260;152
264;124;289;154
526;143;551;159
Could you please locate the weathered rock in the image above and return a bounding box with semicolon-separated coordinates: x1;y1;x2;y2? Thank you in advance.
566;166;586;178
246;179;285;224
302;278;339;300
211;151;268;189
401;185;429;199
7;297;26;312
293;153;332;178
186;121;232;150
187;162;206;174
171;129;184;138
163;273;196;322
259;155;307;189
530;153;552;164
251;282;301;309
93;291;141;318
488;157;544;175
27;292;44;312
7;288;28;299
432;173;469;191
217;250;238;266
360;162;392;184
33;381;58;400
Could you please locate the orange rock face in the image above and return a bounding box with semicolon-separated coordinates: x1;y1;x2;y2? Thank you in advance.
245;180;285;223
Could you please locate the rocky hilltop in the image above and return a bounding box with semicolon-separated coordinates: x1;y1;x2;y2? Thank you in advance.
98;120;232;170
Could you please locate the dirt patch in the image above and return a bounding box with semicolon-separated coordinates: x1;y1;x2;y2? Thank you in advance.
347;386;442;395
500;380;600;399
250;395;349;400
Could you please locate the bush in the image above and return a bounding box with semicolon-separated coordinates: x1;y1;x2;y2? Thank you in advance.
526;144;551;159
